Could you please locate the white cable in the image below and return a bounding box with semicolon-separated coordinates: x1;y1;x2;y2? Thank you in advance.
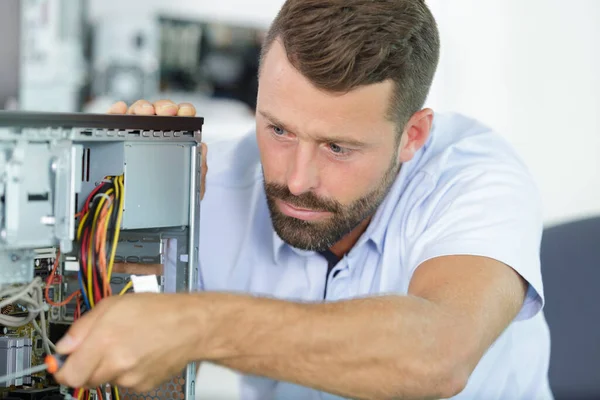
0;277;55;354
93;192;113;207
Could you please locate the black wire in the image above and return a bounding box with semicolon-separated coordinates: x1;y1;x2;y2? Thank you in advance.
87;194;103;297
78;226;90;308
97;386;106;400
78;180;112;302
106;177;121;265
108;177;120;231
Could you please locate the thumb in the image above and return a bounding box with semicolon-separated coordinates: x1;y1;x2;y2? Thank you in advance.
55;305;105;354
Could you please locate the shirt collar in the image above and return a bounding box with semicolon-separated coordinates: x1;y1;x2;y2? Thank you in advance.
273;231;285;265
365;126;434;251
272;231;316;265
361;163;410;253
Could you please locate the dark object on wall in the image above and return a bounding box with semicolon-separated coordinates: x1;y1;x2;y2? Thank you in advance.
159;17;263;112
540;216;600;400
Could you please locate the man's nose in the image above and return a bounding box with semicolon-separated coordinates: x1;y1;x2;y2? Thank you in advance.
286;144;319;196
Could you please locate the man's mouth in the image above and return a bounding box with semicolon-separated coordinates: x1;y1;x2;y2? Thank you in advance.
275;199;332;222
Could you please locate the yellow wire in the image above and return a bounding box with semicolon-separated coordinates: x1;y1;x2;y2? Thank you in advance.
76;211;89;301
100;201;114;296
115;386;121;400
76;212;88;240
76;390;83;400
87;187;114;308
119;280;132;296
91;189;114;228
107;175;125;281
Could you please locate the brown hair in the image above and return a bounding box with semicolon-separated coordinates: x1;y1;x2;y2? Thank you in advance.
261;0;440;133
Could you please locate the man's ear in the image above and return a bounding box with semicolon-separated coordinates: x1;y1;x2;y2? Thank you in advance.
397;108;434;163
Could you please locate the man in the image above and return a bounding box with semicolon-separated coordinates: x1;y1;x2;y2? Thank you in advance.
54;1;551;399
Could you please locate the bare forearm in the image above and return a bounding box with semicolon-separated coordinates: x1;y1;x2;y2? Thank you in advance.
191;293;471;400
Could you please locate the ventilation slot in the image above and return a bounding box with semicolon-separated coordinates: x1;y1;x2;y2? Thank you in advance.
27;193;49;201
81;148;91;182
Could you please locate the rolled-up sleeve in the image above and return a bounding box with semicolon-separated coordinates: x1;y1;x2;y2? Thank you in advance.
407;164;544;321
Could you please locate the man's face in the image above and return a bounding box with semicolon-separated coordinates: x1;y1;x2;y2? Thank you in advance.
256;41;402;252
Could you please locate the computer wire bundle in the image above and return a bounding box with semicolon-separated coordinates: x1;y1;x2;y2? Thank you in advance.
73;175;125;400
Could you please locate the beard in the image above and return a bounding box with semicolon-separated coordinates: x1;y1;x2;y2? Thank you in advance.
264;157;400;252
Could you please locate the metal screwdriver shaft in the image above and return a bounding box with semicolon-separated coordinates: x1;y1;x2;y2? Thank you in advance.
0;354;66;385
0;363;48;385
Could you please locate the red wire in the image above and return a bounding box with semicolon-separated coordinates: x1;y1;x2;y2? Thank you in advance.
75;294;81;320
78;181;103;302
91;246;101;305
87;213;101;305
82;183;103;214
44;250;80;307
81;227;88;277
80;227;90;303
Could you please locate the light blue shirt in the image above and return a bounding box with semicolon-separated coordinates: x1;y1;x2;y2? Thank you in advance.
198;112;552;400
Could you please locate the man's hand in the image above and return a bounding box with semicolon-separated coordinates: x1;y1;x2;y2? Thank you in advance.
107;99;196;117
107;99;208;200
53;294;203;391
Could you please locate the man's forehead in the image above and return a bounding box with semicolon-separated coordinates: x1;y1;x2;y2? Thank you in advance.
258;86;396;145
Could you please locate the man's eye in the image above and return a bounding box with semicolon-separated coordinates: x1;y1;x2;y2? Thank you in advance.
272;126;285;135
329;143;343;153
327;143;354;158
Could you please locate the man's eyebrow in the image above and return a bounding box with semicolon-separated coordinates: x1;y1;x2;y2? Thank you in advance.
258;110;296;133
312;134;368;148
258;110;368;148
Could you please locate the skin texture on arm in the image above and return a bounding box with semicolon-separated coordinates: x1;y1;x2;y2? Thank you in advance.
54;255;527;400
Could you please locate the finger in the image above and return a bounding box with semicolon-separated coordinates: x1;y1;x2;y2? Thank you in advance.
53;307;110;387
127;100;155;115
54;331;105;388
55;305;107;354
177;102;196;117
84;352;135;389
115;363;179;393
107;101;128;115
200;143;208;200
153;99;178;116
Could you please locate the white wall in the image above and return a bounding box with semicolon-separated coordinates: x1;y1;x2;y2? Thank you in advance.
425;0;600;226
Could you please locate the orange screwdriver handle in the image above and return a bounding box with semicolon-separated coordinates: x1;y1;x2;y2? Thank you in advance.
44;354;68;374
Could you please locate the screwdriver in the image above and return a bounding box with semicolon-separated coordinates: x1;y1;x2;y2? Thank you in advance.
0;354;67;385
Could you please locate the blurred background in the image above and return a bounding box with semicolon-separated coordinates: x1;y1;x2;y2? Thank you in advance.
1;0;599;398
